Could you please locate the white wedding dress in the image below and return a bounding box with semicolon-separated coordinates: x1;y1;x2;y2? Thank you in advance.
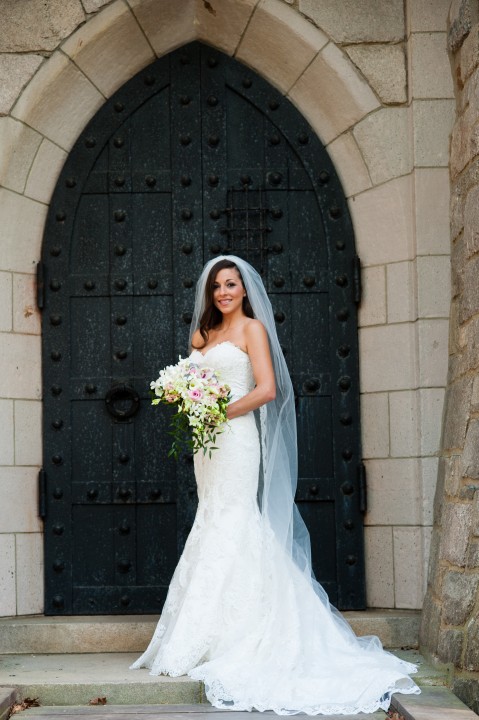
131;341;420;715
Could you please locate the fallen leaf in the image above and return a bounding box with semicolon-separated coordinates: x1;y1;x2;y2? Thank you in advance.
88;697;107;706
8;697;40;717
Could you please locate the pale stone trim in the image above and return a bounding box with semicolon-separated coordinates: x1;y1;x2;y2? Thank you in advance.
62;0;156;98
236;0;328;94
11;51;104;152
288;41;380;145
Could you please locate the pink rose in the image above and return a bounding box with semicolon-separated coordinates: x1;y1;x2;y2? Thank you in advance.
188;389;203;401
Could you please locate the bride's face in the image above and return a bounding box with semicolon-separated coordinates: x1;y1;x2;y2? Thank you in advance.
213;267;246;316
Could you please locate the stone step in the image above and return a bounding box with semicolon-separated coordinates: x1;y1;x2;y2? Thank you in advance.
0;609;420;655
391;685;479;719
0;650;448;708
4;701;387;720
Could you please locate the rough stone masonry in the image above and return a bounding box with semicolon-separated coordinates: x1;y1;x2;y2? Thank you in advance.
420;0;479;714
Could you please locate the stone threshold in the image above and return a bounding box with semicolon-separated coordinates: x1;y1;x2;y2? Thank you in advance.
0;609;421;655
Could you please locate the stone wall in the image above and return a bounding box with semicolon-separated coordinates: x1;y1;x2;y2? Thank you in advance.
420;0;479;713
0;0;454;616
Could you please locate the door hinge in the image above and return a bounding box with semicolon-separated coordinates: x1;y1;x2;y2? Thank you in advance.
353;255;361;305
358;461;367;514
39;468;47;519
36;262;45;310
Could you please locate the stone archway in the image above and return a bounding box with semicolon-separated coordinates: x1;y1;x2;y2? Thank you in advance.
0;0;451;617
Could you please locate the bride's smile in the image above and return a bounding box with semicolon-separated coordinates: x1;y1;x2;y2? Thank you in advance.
213;268;245;315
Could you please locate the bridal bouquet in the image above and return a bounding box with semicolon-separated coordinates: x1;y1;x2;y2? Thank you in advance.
150;357;231;458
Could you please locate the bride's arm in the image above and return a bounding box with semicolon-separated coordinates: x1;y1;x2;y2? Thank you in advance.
227;321;276;420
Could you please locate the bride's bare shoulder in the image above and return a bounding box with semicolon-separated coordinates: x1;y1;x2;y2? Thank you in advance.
244;319;268;347
191;329;203;349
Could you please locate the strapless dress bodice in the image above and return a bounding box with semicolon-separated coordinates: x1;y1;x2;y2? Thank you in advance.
189;341;255;402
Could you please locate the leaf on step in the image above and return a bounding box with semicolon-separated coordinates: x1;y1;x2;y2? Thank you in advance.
88;697;107;706
387;711;406;720
7;697;40;717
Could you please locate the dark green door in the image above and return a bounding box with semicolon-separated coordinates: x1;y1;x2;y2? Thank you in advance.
41;42;365;614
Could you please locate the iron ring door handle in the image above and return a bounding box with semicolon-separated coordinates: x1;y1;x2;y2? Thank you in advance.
105;383;140;420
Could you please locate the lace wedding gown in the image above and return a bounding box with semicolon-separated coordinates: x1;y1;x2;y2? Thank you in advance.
131;341;420;715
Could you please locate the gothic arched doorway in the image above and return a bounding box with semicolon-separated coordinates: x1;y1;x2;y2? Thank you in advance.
40;42;365;614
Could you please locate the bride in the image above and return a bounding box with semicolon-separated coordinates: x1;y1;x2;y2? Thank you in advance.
131;255;420;715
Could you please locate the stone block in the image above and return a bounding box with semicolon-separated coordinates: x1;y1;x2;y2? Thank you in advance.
459;26;479;83
15;533;43;616
389;390;419;458
449;1;479;52
419;590;441;650
13;274;41;336
326;132;372;198
25;138;67;205
419;388;445;457
0;467;42;533
413;99;456;167
237;0;327;93
82;0;112;11
460;254;479;324
353;108;412;185
410;0;452;32
360;392;389;459
0;0;84;52
474;484;479;536
0;333;41;400
0;189;46;274
411;33;454;99
11;51;104;152
440;501;473;566
418;319;449;388
14;400;42;467
435;456;449;518
62;1;155;98
444;454;463;498
288;42;380;145
461;315;479;375
417;255;451;318
442;570;479;625
450;106;475;179
364;526;394;608
426;527;442;593
364;458;420;526
461;419;479;480
0;535;15;617
359;323;417;393
437;627;464;665
422;525;433;597
0;272;12;332
393;527;425;609
415;168;451;256
298;0;405;43
0;400;14;466
127;0;196;57
464;184;479;258
386;261;416;324
451;181;464;242
453;677;479;715
420;457;439;525
352;176;414;267
466;539;479;566
0;54;43;116
358;265;386;327
0;117;42;194
346;43;406;105
471;375;479;413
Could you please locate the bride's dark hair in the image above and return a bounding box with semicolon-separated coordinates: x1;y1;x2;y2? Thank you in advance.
193;258;254;348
